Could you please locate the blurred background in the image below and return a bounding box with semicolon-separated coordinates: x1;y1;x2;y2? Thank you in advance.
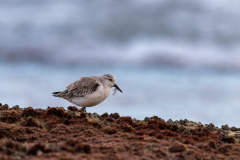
1;0;240;127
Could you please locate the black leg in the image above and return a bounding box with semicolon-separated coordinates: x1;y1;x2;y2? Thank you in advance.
80;107;86;112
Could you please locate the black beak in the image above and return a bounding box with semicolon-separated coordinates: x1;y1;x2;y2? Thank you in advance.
114;84;122;93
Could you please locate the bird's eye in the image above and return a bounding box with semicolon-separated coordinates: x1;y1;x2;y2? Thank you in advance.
109;79;112;82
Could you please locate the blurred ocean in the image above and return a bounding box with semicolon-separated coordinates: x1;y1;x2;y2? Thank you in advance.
1;0;240;127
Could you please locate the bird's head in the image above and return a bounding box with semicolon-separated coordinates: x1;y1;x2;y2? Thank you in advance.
102;74;122;93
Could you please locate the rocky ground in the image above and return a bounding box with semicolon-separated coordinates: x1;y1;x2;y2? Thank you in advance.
0;103;240;160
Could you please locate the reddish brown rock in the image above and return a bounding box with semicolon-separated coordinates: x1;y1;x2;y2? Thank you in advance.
1;110;21;123
109;113;120;119
169;143;186;153
103;126;117;135
116;116;133;126
0;104;9;110
46;107;64;117
0;103;240;159
22;107;38;117
67;106;78;111
21;118;39;127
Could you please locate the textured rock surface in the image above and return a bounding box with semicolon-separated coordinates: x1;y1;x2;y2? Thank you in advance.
0;103;240;159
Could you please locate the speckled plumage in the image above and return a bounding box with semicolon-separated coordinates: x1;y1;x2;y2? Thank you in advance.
54;76;100;99
53;74;122;110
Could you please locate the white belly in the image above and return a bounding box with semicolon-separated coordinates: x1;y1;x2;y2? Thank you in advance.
71;85;112;107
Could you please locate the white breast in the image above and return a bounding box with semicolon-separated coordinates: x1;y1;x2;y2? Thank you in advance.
71;85;112;107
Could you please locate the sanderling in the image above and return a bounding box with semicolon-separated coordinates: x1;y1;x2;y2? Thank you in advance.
52;74;122;111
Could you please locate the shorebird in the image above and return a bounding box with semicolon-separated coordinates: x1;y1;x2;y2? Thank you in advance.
52;74;122;111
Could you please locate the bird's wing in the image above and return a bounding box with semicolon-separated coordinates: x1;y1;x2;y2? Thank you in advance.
56;77;100;99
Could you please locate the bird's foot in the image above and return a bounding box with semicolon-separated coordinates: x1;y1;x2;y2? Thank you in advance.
79;107;86;112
